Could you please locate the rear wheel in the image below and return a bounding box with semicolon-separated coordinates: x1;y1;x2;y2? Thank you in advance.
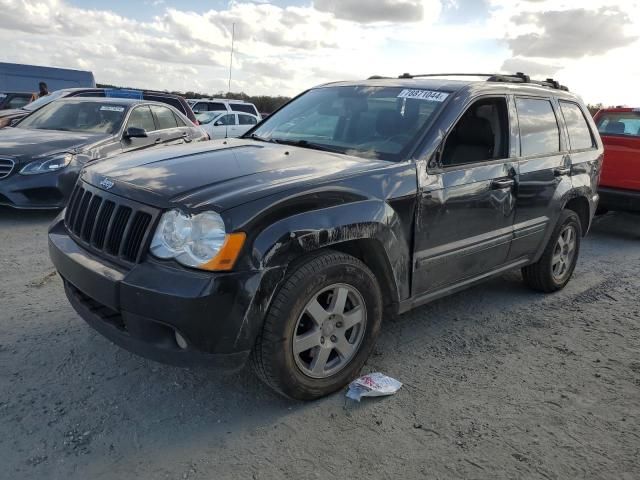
522;210;582;293
251;250;382;400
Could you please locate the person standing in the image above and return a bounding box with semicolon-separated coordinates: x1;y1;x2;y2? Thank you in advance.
29;82;49;102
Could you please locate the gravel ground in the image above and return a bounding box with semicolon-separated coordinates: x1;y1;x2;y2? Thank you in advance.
0;207;639;480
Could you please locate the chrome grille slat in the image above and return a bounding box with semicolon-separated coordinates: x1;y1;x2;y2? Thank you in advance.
0;157;16;180
63;181;158;266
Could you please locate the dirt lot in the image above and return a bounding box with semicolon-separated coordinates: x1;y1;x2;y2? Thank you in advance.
0;208;639;480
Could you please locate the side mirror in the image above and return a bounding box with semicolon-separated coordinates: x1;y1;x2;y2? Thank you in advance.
214;121;223;127
124;126;148;139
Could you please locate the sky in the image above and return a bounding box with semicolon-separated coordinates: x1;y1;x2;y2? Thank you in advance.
1;0;639;105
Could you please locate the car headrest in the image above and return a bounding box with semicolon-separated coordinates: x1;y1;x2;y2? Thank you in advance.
605;121;626;134
455;115;493;146
376;110;405;137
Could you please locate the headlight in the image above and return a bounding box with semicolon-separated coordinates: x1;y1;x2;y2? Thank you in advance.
150;210;245;271
20;153;74;175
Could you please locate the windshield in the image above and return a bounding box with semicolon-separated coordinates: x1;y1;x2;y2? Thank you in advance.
18;101;127;134
22;90;68;112
248;86;448;161
196;111;226;125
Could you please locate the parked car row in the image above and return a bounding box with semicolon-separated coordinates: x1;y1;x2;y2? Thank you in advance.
0;88;266;209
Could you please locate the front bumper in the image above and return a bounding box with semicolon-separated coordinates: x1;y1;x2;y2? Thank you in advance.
49;217;282;370
0;167;78;209
598;186;640;213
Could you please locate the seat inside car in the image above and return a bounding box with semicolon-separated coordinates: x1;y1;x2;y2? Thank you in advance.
442;115;494;166
605;121;626;134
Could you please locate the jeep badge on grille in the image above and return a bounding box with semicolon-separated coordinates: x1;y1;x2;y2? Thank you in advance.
100;178;115;190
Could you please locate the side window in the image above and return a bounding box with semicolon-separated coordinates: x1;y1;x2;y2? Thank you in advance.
238;114;257;126
126;106;156;132
209;102;226;111
560;101;594;150
192;102;206;112
441;97;509;167
216;114;236;126
515;98;560;156
7;95;30;109
597;112;640;137
231;104;258;115
173;112;187;127
150;105;178;130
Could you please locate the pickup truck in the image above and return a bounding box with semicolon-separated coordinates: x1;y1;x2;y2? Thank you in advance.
593;107;640;212
48;73;602;400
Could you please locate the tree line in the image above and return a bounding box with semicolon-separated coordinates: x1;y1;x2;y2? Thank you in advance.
97;84;291;114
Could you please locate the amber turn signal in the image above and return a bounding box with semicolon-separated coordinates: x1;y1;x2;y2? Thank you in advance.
199;232;246;271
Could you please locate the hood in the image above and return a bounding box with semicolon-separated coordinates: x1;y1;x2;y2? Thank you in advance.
0;127;109;162
83;138;392;211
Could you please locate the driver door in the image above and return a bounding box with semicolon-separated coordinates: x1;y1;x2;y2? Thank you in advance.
412;96;519;296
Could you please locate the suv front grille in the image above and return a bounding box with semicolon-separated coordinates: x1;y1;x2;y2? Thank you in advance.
0;157;15;179
64;182;157;264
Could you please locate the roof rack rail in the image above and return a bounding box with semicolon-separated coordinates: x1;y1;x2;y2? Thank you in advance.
398;72;569;91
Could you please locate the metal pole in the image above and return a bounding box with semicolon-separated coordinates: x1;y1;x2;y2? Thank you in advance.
228;23;235;95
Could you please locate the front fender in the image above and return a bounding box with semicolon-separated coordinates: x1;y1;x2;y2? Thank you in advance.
251;199;411;303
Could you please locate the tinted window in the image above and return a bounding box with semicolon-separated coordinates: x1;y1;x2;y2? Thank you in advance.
230;103;258;115
208;102;226;111
18;101;127;134
192;102;207;112
73;91;106;98
145;95;184;115
516;98;560;156
442;97;509;167
150;105;178;130
597;112;640;137
216;114;236;126
560;102;594;150
127;106;156;132
238;114;258;125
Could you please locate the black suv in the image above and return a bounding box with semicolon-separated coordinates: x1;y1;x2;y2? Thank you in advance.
49;73;603;400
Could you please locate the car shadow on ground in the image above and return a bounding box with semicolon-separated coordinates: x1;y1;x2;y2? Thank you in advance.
0;206;60;225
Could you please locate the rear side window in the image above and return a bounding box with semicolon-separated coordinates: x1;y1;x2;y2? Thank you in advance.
596;112;640;137
150;105;178;130
230;103;258;115
560;101;594;150
173;112;187;127
127;106;156;132
516;98;560;156
238;114;257;126
145;95;184;115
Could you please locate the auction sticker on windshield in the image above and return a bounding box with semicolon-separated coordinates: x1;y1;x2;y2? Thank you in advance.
397;89;449;102
100;106;125;112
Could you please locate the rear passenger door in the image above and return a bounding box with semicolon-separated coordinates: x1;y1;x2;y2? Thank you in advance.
509;96;569;261
149;105;184;146
121;105;160;153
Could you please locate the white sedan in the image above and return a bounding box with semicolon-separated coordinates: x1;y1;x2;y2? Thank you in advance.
196;111;259;140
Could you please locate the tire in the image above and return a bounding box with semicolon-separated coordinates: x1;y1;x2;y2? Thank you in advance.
251;250;383;400
522;210;582;293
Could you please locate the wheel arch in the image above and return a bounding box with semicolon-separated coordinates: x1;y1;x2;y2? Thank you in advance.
251;199;411;310
563;194;591;236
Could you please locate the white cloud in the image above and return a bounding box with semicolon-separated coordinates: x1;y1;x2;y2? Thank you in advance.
0;0;638;105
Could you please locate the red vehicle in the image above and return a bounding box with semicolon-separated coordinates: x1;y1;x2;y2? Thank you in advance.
593;107;640;212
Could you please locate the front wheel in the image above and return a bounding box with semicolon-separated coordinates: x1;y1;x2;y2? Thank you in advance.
251;250;383;400
522;210;582;293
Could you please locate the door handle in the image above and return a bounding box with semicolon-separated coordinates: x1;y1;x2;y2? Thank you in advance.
491;178;515;189
554;167;571;177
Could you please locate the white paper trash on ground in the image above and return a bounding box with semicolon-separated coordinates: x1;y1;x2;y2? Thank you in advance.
346;372;402;401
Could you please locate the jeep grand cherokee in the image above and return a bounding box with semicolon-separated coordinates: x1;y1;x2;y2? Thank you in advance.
49;73;602;400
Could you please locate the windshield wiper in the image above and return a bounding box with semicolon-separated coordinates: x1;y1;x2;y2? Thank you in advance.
269;139;343;154
247;133;277;143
